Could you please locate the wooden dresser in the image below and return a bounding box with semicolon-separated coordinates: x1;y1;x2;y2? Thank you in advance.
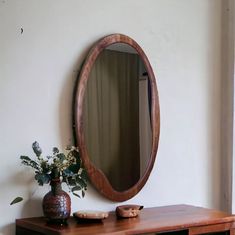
15;204;235;235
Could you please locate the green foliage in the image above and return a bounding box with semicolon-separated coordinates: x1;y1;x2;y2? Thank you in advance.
80;169;88;182
10;197;23;205
35;172;50;186
20;142;88;198
20;156;40;171
82;190;85;198
75;175;87;189
56;153;66;162
52;147;59;154
72;185;82;192
32;141;42;157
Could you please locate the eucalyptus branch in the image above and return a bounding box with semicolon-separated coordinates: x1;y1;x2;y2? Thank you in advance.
19;142;87;195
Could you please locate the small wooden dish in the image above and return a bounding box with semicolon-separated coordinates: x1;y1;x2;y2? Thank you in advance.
116;205;144;218
73;210;109;220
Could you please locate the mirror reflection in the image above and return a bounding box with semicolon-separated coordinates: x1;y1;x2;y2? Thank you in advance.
83;43;152;191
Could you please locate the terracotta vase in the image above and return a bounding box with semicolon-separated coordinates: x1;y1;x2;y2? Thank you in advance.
42;179;71;224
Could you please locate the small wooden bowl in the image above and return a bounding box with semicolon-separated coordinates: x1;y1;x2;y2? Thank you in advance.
116;205;144;218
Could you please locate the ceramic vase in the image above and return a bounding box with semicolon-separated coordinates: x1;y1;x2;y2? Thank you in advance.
42;179;71;224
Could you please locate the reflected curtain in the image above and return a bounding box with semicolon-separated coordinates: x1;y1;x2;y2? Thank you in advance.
139;77;152;176
83;49;140;191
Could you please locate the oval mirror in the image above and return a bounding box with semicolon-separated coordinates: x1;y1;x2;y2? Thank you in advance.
74;34;160;201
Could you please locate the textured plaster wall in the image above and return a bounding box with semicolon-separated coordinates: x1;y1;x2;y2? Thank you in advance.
0;0;222;234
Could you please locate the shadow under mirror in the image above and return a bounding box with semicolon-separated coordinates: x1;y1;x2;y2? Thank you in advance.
83;43;152;192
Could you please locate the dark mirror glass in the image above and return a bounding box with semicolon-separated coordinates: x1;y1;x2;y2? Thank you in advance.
83;43;152;192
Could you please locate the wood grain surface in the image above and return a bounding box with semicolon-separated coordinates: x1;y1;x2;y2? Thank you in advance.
16;205;235;235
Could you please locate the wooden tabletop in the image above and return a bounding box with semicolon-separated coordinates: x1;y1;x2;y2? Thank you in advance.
16;204;235;235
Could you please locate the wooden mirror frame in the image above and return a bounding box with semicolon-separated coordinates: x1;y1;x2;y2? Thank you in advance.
74;34;160;201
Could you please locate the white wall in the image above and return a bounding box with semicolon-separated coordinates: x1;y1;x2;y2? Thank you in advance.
0;0;223;234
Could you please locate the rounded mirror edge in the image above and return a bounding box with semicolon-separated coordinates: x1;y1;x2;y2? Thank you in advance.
73;33;160;202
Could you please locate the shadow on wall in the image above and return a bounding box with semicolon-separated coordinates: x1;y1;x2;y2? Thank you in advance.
20;198;43;218
0;169;43;235
2;169;39;202
1;223;14;235
0;199;42;235
0;169;44;235
58;37;107;148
